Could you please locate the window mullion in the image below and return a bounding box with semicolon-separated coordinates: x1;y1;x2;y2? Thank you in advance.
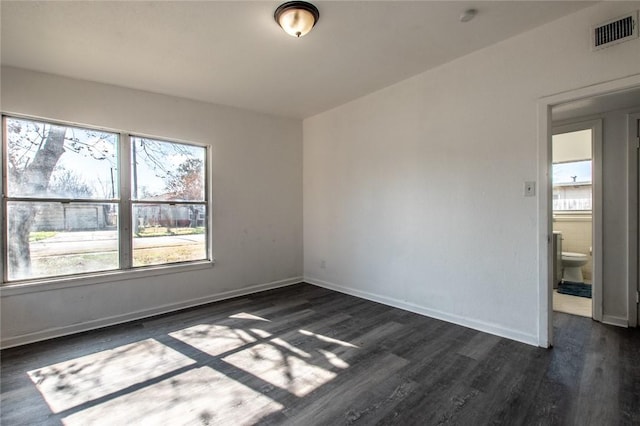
206;145;212;262
2;116;8;283
119;133;133;270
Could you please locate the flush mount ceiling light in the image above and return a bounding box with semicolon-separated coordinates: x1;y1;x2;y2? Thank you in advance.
459;9;477;23
274;1;319;38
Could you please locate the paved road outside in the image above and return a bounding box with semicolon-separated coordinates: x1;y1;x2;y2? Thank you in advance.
30;231;204;257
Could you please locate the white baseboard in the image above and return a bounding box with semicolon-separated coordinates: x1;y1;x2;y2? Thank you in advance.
602;314;628;327
1;276;303;349
305;276;538;347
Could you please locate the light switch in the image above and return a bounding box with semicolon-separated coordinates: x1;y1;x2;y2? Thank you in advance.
524;181;536;197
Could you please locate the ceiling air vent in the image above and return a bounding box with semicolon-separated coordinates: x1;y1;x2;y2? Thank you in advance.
592;11;638;50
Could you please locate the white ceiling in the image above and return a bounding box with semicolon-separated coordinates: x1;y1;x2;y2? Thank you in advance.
1;1;594;119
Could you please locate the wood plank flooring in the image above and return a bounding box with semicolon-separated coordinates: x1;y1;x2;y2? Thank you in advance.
1;283;639;425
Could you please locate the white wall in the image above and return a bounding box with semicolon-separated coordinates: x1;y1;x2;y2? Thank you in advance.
600;109;638;321
303;2;640;345
0;67;303;347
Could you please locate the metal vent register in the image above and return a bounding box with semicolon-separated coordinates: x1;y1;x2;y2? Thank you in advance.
593;11;638;50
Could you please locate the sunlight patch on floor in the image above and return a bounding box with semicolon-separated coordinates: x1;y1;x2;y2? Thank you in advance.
318;348;350;369
169;324;258;356
250;328;273;338
26;314;360;422
223;342;338;397
62;366;283;425
28;339;195;413
229;312;271;322
271;337;312;358
299;329;360;348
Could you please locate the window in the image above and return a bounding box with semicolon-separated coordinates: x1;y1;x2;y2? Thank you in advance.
2;116;210;283
131;137;207;267
552;128;592;212
552;160;592;211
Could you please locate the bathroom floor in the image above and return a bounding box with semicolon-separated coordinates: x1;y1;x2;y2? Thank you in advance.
553;281;592;318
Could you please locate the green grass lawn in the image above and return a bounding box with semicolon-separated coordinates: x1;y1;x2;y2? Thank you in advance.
136;226;205;237
31;245;205;278
29;231;58;242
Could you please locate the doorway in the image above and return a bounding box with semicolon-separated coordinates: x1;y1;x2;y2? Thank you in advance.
536;75;640;348
551;122;599;318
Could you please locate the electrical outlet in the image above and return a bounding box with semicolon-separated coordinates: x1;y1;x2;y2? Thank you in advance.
524;181;536;197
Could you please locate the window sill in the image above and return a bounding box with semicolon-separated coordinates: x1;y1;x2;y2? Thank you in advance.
553;212;592;222
0;259;215;297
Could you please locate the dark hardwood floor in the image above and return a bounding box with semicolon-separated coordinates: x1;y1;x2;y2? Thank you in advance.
1;283;639;425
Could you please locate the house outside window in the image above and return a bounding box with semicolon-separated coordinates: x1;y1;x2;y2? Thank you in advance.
552;159;592;211
2;116;210;283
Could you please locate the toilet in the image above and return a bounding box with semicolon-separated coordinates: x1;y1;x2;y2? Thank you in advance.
561;252;588;283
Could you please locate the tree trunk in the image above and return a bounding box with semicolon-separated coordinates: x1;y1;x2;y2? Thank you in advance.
23;126;68;194
7;204;37;280
7;126;66;279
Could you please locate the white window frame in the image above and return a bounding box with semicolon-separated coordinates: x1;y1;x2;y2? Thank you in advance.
551;159;593;213
1;114;214;292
